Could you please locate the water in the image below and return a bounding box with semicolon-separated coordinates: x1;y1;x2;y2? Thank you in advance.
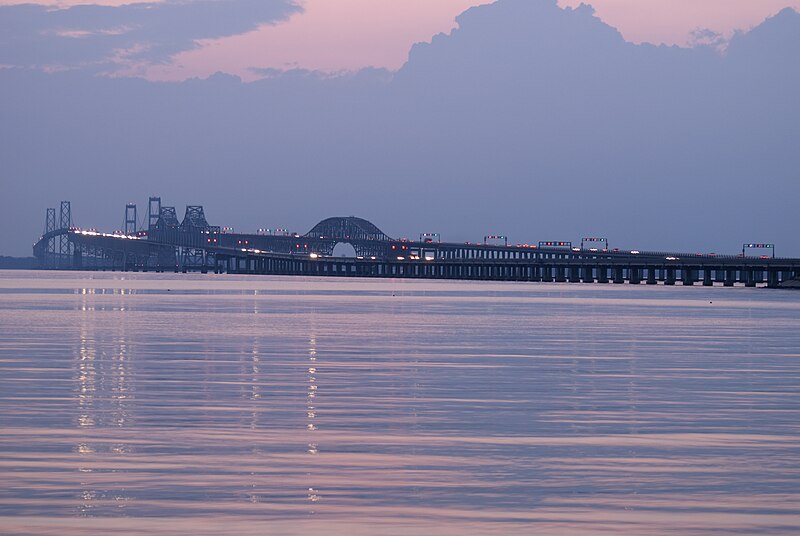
1;270;799;535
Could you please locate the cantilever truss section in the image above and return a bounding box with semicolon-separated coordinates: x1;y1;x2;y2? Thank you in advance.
180;206;210;231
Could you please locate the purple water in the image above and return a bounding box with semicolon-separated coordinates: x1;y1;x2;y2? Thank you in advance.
1;271;799;535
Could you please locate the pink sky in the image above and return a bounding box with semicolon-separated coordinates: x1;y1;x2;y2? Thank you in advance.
144;0;487;80
4;0;800;80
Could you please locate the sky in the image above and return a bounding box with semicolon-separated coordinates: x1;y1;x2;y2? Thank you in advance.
2;0;800;79
1;0;799;257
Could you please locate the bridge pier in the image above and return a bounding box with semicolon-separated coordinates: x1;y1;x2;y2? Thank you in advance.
597;266;609;283
703;269;713;287
581;265;594;283
664;267;676;285
745;269;757;287
724;269;736;287
569;266;581;283
646;267;657;285
767;269;780;289
555;266;566;283
682;268;695;286
629;267;641;284
613;267;624;284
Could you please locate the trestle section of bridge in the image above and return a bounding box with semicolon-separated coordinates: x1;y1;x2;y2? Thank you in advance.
223;254;800;289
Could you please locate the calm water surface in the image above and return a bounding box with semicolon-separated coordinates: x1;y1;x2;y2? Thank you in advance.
1;270;799;535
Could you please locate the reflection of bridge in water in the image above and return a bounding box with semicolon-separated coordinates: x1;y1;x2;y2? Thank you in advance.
33;198;800;288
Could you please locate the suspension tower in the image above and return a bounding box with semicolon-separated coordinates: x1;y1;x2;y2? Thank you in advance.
58;201;72;267
125;203;137;235
148;197;161;232
43;208;57;267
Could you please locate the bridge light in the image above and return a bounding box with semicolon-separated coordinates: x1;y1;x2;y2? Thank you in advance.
309;253;319;259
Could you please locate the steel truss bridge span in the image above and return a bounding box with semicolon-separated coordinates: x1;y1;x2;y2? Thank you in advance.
213;216;396;258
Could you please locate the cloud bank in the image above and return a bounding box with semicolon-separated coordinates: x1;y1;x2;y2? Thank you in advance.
0;0;301;70
1;0;798;256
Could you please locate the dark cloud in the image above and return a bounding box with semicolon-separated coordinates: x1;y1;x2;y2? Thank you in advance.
1;0;798;257
0;0;301;69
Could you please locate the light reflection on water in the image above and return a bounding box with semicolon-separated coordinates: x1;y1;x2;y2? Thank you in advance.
0;270;799;535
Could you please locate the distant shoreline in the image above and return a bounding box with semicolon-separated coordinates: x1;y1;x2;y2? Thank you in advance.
0;257;38;270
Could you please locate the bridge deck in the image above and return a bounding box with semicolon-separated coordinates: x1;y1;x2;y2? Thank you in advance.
32;224;800;288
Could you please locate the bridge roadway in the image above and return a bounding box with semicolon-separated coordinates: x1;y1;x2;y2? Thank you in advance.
33;212;800;287
221;247;800;288
42;229;798;288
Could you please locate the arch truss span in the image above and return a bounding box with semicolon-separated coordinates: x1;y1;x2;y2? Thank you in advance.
304;217;394;242
300;217;396;259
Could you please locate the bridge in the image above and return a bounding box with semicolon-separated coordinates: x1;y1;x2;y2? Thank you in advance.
32;199;800;288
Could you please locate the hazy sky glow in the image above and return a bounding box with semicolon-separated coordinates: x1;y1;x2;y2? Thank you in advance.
146;0;485;80
2;0;800;79
1;0;798;257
